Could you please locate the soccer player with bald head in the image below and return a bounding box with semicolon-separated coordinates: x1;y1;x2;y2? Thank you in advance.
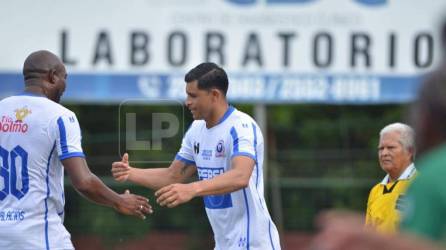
0;50;152;249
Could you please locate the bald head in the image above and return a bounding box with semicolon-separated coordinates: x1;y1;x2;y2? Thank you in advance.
22;50;67;103
23;50;64;83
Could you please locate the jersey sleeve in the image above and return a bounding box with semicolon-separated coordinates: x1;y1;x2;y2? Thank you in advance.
229;121;257;162
53;112;85;161
175;123;196;165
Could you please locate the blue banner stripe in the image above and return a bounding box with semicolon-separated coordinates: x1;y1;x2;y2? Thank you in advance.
57;117;68;155
0;73;423;104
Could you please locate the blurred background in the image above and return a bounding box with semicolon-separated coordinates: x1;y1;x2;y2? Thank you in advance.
1;0;446;249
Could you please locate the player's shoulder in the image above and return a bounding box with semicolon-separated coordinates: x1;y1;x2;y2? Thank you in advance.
1;94;72;115
0;95;26;105
228;108;257;128
0;96;12;105
40;98;76;120
55;103;76;117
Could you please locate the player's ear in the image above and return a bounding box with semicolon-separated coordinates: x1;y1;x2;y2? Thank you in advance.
407;146;415;161
48;68;58;84
211;88;221;101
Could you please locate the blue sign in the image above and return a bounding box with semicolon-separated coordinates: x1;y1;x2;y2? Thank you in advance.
0;72;421;104
226;0;386;6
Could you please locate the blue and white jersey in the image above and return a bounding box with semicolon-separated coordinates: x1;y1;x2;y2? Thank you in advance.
0;93;85;250
176;106;281;250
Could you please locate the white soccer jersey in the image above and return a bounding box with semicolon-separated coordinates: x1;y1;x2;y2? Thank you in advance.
0;93;85;250
176;106;281;250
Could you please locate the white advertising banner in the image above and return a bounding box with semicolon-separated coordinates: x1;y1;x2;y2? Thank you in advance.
0;0;445;103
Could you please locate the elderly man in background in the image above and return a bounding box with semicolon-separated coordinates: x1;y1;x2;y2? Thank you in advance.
309;67;446;250
365;123;416;233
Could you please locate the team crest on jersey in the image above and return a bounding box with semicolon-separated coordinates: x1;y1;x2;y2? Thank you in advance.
0;107;31;133
215;140;225;157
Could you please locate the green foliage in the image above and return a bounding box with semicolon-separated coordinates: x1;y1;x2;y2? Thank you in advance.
64;184;212;249
64;186;154;244
62;103;407;247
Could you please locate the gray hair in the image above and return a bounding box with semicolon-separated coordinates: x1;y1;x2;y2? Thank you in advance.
380;123;415;152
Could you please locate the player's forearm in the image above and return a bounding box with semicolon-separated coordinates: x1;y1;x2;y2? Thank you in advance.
128;167;180;190
192;169;249;197
73;174;122;208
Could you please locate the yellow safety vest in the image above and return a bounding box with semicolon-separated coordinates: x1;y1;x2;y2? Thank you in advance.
365;175;415;233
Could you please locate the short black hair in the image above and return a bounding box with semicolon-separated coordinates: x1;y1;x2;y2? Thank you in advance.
184;62;228;96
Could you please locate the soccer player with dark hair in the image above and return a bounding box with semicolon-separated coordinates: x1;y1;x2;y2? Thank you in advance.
112;62;281;249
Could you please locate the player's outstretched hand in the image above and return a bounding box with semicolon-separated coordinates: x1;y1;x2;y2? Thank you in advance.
111;153;132;182
155;183;197;208
115;189;153;220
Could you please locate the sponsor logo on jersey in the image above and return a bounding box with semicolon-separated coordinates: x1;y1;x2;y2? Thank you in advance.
198;167;224;179
0;107;32;133
197;167;233;209
215;140;225;157
201;149;213;160
194;142;200;154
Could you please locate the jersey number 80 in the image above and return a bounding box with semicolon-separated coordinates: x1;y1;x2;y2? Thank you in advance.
0;146;29;201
